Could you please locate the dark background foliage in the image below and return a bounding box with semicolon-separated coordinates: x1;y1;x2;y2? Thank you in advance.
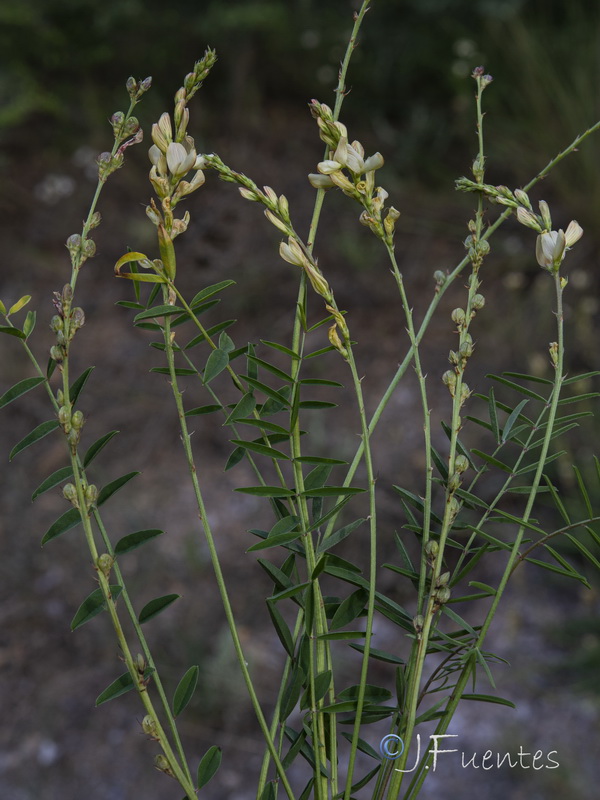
1;1;599;798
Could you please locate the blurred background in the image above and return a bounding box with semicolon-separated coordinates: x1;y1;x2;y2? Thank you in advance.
1;0;599;798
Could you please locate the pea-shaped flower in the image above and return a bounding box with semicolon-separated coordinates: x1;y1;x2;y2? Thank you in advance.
536;220;583;271
166;137;197;178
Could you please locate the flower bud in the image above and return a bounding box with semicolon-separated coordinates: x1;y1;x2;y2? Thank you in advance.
471;293;485;311
451;308;466;326
434;270;447;286
96;553;113;578
66;234;81;256
50;345;64;363
71;307;85;330
136;653;146;673
442;370;456;395
460;383;471;405
126;77;137;98
425;540;439;560
85;484;98;505
63;483;78;504
83;238;96;258
50;315;63;332
459;340;473;359
454;454;469;473
413;615;424;634
517;206;543;233
142;715;158;737
71;410;85;430
154;754;174;776
437;571;451;587
435;586;451;605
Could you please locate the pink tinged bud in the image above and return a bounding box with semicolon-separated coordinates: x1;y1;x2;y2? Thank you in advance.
564;220;583;247
318;159;343;175
363;152;385;172
239;187;258;200
308;173;334;189
279;238;307;267
262;186;278;206
516;206;542;232
265;209;289;235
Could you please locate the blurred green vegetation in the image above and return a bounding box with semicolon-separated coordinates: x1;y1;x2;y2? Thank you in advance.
1;0;598;196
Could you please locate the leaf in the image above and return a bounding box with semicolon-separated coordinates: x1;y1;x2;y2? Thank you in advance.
247;529;302;552
190;280;236;307
486;374;546;401
10;420;60;460
296;456;347;465
224;446;246;470
185;404;223;416
71;585;123;630
236;486;295;498
173;665;199;716
301;486;365;497
224;392;256;424
41;507;82;545
139;594;180;624
230;438;290;460
116;272;166;283
461;693;516;708
313;670;332;703
487;387;500;443
501;399;529;443
24;310;37;338
241;375;291;407
8;295;31;315
133;304;184;322
97;472;140;507
114;529;164;555
31;466;74;501
234;418;289;435
330;589;368;630
260;339;300;360
247;355;294;383
470;449;513;473
266;602;295;657
70;367;95;405
269;581;311;603
317;518;366;554
349;643;405;665
281;665;305;720
197;745;222;790
317;630;366;641
83;430;119;467
203;348;229;384
1;322;28;339
96;671;135;705
558;392;600;406
298;400;338;409
0;376;46;410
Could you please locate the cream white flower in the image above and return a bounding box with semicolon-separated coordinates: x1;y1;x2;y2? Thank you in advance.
535;221;583;270
166;138;197;178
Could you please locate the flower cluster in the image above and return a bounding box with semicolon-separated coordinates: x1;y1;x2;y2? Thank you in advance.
308;101;399;245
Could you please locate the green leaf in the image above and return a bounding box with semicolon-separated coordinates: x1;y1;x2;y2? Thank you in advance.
0;376;46;410
70;367;95;405
230;438;290;460
8;294;31;315
190;280;235;308
247;355;294;383
139;594;180;624
501;399;529;443
224;445;246;470
203;348;229;384
318;630;366;641
281;665;305;720
114;529;164;555
260;339;300;359
173;665;199;716
301;486;365;497
558;392;600;406
97;472;140;507
236;486;295;498
32;465;73;501
330;588;368;630
95;668;154;705
241;375;291;407
247;529;302;552
133;304;184;322
349;643;404;665
313;670;332;703
23;310;36;338
486;374;546;401
224;392;256;424
0;325;25;338
296;456;347;465
234;418;289;435
0;298;5;313
269;581;311;603
318;518;365;554
71;585;123;630
10;419;60;460
83;430;119;468
150;367;196;376
341;732;381;761
41;507;82;545
267;602;295;657
470;449;513;473
461;693;516;708
304;464;333;491
185;404;223;416
197;745;222;790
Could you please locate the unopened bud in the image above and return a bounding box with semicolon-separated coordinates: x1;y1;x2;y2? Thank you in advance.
89;211;101;229
142;715;157;737
471;293;485;311
435;586;451;605
58;405;71;426
451;308;466;326
437;571;451;587
85;484;98;505
434;270;447;286
63;483;78;504
96;553;113;577
413;614;424;634
154;754;174;776
136;653;146;673
425;540;439;560
50;315;63;332
71;410;85;430
50;345;64;362
454;454;469;473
